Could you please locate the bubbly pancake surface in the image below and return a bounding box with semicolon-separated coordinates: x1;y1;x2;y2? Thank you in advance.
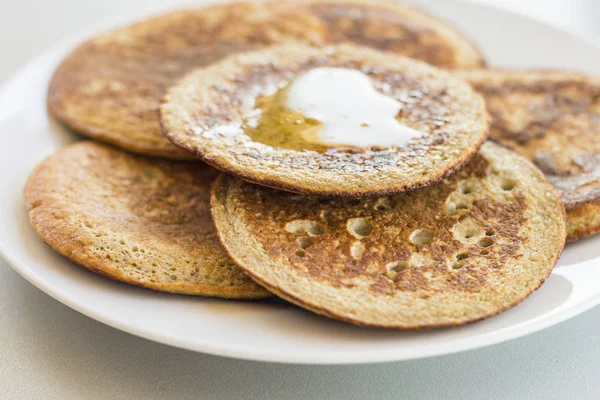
161;44;489;197
48;0;484;159
211;142;565;328
25;142;270;298
457;69;600;241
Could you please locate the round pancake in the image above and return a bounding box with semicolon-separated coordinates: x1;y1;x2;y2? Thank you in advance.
211;142;565;328
48;0;485;159
456;69;600;241
161;44;489;197
25;141;270;299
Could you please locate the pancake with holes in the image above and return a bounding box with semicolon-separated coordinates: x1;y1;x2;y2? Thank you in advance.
161;44;488;197
456;69;600;241
48;0;485;160
211;142;565;328
25;142;270;299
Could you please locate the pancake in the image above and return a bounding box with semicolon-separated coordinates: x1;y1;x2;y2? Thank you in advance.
48;0;485;159
24;141;270;299
161;44;489;197
211;142;565;328
456;69;600;241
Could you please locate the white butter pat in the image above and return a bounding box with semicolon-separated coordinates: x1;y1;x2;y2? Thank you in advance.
285;67;422;148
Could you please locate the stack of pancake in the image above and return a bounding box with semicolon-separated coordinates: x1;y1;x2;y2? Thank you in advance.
26;0;598;329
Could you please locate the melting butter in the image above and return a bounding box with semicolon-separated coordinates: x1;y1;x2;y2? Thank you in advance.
284;68;423;148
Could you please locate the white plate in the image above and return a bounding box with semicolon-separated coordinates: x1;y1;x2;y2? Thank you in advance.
1;0;600;365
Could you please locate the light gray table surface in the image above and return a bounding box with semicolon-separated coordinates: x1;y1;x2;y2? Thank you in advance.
1;1;599;399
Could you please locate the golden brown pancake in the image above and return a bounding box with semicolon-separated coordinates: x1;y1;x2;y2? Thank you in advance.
48;0;485;159
211;142;565;328
25;141;270;299
456;69;600;241
161;44;488;197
